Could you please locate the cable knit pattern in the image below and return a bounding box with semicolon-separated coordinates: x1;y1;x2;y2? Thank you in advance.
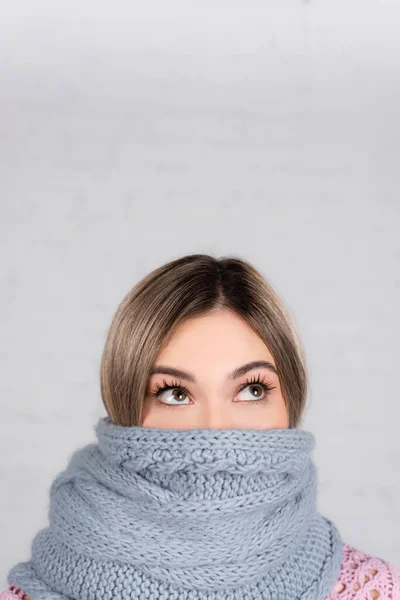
0;418;365;600
2;543;399;600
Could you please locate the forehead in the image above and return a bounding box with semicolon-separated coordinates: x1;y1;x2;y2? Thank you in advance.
153;310;275;377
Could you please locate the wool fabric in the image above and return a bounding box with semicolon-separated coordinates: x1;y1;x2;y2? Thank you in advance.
7;416;344;600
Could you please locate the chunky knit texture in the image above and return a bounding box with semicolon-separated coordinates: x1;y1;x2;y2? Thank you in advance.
3;543;400;600
6;416;345;600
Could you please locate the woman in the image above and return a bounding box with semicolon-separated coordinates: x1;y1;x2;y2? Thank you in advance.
2;253;399;600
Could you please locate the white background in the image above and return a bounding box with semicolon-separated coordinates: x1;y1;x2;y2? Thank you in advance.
1;0;399;585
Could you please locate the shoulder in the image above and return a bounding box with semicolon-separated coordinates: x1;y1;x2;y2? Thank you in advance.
326;542;400;600
0;585;29;600
1;544;399;600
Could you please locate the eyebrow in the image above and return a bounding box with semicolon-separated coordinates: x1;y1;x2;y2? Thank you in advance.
149;360;278;382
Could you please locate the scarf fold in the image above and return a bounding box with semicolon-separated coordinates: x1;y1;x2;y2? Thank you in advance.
8;416;343;600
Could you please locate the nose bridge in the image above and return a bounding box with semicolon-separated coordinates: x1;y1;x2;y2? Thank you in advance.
199;392;229;429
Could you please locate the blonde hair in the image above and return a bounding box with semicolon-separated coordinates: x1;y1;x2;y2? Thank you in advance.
100;253;308;428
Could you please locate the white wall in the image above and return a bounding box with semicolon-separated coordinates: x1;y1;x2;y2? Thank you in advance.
1;0;399;585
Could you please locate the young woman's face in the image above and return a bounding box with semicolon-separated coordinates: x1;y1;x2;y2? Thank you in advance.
141;308;289;430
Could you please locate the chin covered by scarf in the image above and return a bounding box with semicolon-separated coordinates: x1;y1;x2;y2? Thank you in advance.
8;416;343;600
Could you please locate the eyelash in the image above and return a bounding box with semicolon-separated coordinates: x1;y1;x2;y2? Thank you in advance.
149;373;276;409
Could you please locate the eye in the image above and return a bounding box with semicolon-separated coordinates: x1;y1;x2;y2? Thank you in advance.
150;379;191;407
236;374;276;404
149;374;276;409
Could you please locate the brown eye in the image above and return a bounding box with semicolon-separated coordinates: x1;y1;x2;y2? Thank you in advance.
250;384;263;397
150;381;191;407
236;375;276;404
171;389;188;402
238;383;266;401
158;388;190;406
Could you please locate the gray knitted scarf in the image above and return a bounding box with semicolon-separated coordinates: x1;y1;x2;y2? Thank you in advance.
8;416;343;600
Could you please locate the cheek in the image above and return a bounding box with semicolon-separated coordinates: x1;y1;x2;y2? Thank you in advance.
276;406;290;428
270;393;290;428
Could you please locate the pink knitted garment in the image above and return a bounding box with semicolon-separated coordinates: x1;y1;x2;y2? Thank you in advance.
1;543;399;600
0;585;26;600
326;544;400;600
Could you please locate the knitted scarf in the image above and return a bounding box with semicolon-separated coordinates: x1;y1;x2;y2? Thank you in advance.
8;416;343;600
